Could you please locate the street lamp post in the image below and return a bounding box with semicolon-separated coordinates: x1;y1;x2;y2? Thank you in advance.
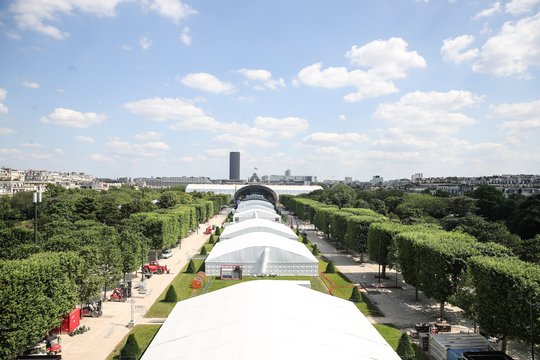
377;237;381;284
526;296;536;360
33;187;42;243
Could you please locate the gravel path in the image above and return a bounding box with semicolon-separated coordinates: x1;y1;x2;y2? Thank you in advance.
59;211;229;360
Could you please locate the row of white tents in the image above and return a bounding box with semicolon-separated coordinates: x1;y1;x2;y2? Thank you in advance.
205;198;318;277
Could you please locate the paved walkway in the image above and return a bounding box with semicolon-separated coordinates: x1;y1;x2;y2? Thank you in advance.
302;225;532;360
59;211;229;360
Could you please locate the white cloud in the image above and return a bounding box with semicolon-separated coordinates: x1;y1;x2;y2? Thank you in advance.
180;73;235;94
134;131;162;140
41;108;107;128
21;142;42;148
139;36;152;50
88;153;113;162
303;132;369;146
22;80;40;88
253;116;308;138
295;38;426;102
0;88;7;113
473;2;501;20
53;148;64;155
345;37;426;78
180;26;191;45
9;0;124;39
338;114;347;121
5;30;21;40
505;0;540;14
106;139;169;158
124;97;222;130
30;152;52;159
237;68;285;90
374;90;483;137
144;0;197;23
492;99;540;135
75;135;95;143
0;148;21;155
0;128;16;135
473;12;540;77
121;44;132;51
212;134;277;148
441;35;479;64
204;148;229;157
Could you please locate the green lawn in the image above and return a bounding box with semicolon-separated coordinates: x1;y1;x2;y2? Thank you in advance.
373;323;430;360
107;325;160;360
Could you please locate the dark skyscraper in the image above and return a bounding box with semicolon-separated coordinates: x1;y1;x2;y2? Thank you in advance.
229;151;240;180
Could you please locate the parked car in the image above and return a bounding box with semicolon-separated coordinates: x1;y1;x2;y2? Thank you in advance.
160;249;173;259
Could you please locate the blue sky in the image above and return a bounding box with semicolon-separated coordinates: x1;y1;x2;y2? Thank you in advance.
1;0;539;181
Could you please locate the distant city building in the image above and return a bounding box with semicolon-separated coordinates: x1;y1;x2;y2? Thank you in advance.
344;177;353;184
229;152;240;180
267;174;316;184
411;173;423;182
285;169;291;177
135;176;211;188
249;172;260;183
370;175;383;185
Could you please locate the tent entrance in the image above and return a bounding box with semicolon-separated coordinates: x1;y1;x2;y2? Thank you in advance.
220;265;242;280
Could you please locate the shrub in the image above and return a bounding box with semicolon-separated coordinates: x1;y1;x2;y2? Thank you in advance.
200;246;208;255
199;261;205;272
349;286;362;302
208;235;214;245
120;334;140;360
312;244;320;256
325;260;336;273
186;259;196;273
301;236;309;245
396;332;415;360
164;285;178;302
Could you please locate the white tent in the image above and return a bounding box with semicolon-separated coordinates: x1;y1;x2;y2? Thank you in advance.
141;280;401;360
232;204;275;214
220;219;297;241
205;232;318;276
237;199;274;210
233;208;280;222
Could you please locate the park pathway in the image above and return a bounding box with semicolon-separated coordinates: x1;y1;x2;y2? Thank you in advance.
59;210;229;360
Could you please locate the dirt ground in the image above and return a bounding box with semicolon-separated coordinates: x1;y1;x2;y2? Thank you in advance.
59;211;229;360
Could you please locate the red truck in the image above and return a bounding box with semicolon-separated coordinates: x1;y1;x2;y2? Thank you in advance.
143;261;170;275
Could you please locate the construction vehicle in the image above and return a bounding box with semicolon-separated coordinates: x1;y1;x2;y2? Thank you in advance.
109;283;131;302
81;300;102;317
203;225;213;235
143;260;170;275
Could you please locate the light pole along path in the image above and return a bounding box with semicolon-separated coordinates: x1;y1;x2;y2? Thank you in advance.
59;211;229;360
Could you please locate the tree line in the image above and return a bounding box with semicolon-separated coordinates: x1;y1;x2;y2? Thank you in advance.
281;184;540;352
0;185;230;359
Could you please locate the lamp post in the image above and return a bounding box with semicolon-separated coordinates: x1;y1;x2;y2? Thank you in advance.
377;237;382;284
526;296;536;360
33;186;42;243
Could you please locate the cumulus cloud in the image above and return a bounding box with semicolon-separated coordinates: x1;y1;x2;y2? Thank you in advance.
492;99;540;135
295;38;426;102
144;0;197;23
374;90;483;137
9;0;124;39
0;148;21;155
253;116;308;138
180;26;191;45
441;35;479;64
180;73;235;93
0;128;17;135
134;131;162;140
22;80;40;88
139;36;152;50
41;108;107;128
75;135;95;143
124;97;221;130
473;2;501;19
473;12;540;77
0;88;7;113
105;139;169;158
505;0;540;14
204;148;230;157
237;68;285;90
212;134;277;148
303;132;369;146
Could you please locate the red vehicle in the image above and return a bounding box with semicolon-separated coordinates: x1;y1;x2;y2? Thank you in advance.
203;226;213;235
143;260;170;275
81;301;103;317
110;283;130;302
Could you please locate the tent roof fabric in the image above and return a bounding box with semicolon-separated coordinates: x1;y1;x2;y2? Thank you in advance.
233;208;280;221
237;199;274;210
206;232;315;261
141;280;401;360
220;219;297;240
232;204;275;214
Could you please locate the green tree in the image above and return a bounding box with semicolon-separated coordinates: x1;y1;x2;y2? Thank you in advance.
325;260;336;273
468;184;505;221
396;333;415;360
164;285;178;302
200;246;208;255
327;183;356;209
350;286;362;302
120;334;141;360
506;194;540;239
186;259;196;273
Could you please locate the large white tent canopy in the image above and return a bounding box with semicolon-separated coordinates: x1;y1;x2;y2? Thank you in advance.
233;208;280;222
205;232;318;276
141;280;401;360
220;218;297;240
232;203;275;214
237;199;274;210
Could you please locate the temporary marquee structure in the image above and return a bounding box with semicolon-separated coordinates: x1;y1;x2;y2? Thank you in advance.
237;199;274;210
232;204;275;214
233;208;281;222
205;232;317;276
220;218;297;241
141;280;401;360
